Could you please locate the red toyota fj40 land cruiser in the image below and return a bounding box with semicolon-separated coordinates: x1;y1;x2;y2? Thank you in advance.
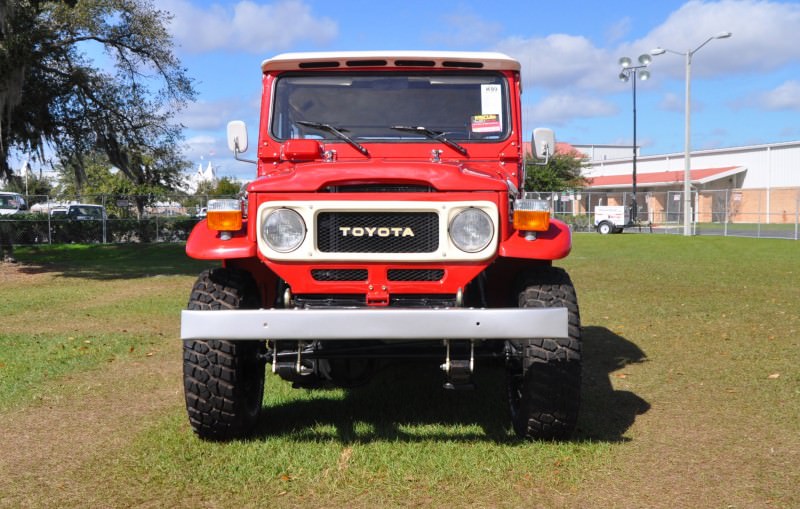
181;51;580;441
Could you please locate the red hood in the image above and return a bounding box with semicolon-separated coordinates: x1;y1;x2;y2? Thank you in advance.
247;160;510;193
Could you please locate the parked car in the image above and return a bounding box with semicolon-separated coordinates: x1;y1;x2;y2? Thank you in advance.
49;207;68;218
49;204;107;243
0;192;28;215
66;204;106;220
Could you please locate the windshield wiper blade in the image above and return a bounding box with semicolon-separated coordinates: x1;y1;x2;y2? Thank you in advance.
389;125;468;156
296;120;369;157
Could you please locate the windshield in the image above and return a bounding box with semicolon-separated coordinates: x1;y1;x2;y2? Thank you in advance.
69;206;103;218
271;72;510;142
0;194;21;210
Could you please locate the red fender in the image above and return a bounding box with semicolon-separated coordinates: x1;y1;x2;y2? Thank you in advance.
498;218;572;260
185;220;256;260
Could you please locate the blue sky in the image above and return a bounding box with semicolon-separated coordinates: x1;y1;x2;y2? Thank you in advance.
158;0;800;179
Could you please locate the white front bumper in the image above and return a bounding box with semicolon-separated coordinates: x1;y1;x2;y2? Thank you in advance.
180;307;568;341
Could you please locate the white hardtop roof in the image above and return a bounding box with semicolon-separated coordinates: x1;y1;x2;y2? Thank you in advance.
261;51;520;72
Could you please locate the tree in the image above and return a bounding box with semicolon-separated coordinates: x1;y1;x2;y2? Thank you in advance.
0;0;195;199
1;170;54;201
187;176;246;212
524;149;588;192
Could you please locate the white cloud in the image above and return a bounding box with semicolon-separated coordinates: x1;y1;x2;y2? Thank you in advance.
779;126;800;137
658;92;705;113
632;0;800;79
495;34;615;92
658;92;683;113
182;134;221;162
605;17;632;45
495;1;800;93
176;94;260;131
178;100;236;131
163;0;338;54
757;80;800;110
525;94;617;126
425;9;503;48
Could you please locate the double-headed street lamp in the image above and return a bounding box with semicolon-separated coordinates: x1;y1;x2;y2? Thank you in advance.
618;54;652;225
651;31;732;236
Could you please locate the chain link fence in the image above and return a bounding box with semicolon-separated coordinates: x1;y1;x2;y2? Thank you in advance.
0;194;229;246
532;187;800;239
2;188;799;247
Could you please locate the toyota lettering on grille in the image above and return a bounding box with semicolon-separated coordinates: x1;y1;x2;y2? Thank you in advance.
338;226;415;237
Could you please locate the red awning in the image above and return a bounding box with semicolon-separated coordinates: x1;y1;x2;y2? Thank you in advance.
522;141;587;158
585;166;746;189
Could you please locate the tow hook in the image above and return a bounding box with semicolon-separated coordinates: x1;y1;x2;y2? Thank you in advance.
440;339;475;391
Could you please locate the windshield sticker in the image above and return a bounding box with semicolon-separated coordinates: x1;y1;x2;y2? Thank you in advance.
481;83;502;112
471;114;502;133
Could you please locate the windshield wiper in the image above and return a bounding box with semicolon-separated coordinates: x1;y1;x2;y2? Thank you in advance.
389;125;468;156
296;120;369;157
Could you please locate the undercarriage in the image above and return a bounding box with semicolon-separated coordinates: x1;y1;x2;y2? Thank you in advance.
267;338;505;391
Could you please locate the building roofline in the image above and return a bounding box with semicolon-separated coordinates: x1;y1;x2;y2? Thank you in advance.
586;166;747;189
589;139;800;165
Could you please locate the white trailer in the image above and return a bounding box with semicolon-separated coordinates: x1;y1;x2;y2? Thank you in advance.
594;205;628;234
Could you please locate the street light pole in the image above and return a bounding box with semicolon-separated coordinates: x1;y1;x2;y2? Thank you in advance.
683;50;692;236
618;54;652;225
651;31;732;236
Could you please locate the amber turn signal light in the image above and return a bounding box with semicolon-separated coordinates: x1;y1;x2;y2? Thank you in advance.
206;199;243;232
513;199;551;232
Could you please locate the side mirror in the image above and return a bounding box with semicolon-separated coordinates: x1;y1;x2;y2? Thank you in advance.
227;120;248;154
226;120;257;164
531;128;556;164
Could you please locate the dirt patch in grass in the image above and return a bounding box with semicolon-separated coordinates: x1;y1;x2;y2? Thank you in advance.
0;261;183;506
571;379;799;508
0;261;51;284
0;344;182;508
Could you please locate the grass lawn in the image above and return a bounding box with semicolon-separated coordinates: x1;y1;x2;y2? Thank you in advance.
0;236;797;508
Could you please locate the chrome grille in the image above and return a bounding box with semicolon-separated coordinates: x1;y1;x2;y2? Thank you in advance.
317;212;439;253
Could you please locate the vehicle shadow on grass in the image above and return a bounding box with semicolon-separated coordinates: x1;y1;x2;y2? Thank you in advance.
575;326;650;442
13;244;213;280
253;326;649;444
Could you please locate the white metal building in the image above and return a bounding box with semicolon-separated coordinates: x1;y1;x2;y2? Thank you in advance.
580;140;800;192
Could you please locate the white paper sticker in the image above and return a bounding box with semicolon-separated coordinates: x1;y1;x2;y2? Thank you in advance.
481;84;502;119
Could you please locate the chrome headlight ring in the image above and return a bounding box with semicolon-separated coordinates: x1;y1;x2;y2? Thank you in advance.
262;208;306;253
449;208;494;253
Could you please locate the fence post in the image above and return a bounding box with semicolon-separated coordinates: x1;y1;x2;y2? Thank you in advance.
102;195;107;244
723;189;728;237
756;191;761;238
47;196;52;245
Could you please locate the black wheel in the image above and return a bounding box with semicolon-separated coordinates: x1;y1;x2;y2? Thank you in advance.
507;267;581;440
183;268;265;440
597;221;613;235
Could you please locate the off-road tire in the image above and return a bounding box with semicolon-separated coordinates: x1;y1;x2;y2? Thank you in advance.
183;268;265;440
507;266;581;440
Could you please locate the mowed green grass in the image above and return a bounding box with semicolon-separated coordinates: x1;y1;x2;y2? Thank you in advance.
1;236;798;508
0;244;210;411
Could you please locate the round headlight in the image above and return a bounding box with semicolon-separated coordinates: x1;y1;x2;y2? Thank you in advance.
262;208;306;252
449;208;493;253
